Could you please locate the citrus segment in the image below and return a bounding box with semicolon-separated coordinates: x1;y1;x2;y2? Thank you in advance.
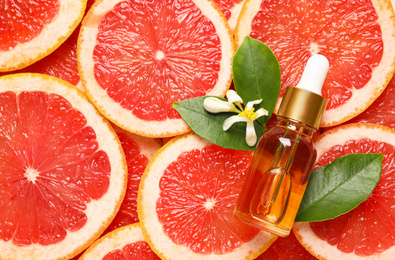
255;230;316;259
345;73;395;129
104;125;161;233
235;0;395;127
0;0;96;90
0;73;127;260
0;30;81;89
213;0;245;31
138;133;275;259
0;1;59;51
294;123;395;259
0;0;87;72
78;0;234;137
79;223;160;259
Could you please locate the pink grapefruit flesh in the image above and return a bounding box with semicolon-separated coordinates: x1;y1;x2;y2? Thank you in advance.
0;0;59;51
102;241;160;260
311;137;395;256
294;123;395;259
78;0;234;137
0;73;127;260
256;230;316;260
79;223;160;260
156;144;258;254
0;0;86;72
346;73;395;129
235;0;395;127
93;0;222;121
138;133;275;259
104;127;161;234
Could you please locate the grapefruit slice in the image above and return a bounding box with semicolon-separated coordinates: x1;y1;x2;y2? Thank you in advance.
213;0;246;31
294;123;395;259
0;30;82;90
79;223;159;260
138;133;275;259
0;73;127;260
345;73;395;129
0;0;97;91
235;0;395;127
78;0;234;138
256;230;316;259
104;125;161;234
0;0;87;72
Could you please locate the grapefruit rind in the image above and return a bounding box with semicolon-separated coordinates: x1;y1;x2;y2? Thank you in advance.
79;223;146;260
227;1;246;31
0;0;87;72
104;124;162;232
234;0;395;127
112;124;162;160
138;133;276;260
77;0;234;138
294;123;395;260
0;73;127;260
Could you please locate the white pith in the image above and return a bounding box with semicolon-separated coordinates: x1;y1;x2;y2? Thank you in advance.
24;168;40;184
227;1;246;31
155;50;165;61
0;0;86;72
204;198;217;211
79;223;146;260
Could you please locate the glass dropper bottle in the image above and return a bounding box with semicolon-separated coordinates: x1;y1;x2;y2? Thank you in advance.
234;54;329;237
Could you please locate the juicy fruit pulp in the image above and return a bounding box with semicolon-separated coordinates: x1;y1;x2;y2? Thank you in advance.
0;91;111;246
80;223;160;260
347;73;395;129
103;241;160;260
139;134;275;259
93;0;222;121
248;0;383;110
214;0;244;20
156;145;259;254
256;230;316;259
104;132;151;233
310;137;395;256
0;0;59;51
0;31;80;86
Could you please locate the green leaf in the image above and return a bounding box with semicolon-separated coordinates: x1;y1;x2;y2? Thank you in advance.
295;153;383;222
173;97;265;150
172;37;281;148
233;36;281;124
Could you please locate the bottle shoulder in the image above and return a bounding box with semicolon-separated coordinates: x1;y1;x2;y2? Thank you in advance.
259;123;314;148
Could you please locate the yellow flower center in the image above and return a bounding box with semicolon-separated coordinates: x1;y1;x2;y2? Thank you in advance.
238;108;258;120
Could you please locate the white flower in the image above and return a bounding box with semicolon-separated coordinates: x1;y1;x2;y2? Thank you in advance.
203;90;268;146
203;90;243;113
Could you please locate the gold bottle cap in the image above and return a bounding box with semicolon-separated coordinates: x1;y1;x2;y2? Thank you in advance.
277;55;329;129
277;87;327;129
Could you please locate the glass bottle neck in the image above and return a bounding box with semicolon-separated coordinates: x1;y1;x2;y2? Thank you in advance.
276;116;316;137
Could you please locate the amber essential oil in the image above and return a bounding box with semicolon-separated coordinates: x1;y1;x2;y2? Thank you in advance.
234;117;316;237
234;54;329;237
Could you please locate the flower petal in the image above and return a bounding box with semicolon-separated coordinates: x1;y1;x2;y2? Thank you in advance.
255;108;269;119
245;99;263;110
245;121;258;146
223;115;248;131
226;90;243;105
203;97;232;113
